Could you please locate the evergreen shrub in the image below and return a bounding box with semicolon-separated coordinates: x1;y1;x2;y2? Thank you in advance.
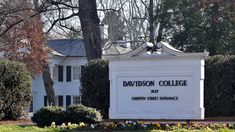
80;59;109;118
205;55;235;117
32;106;65;127
0;59;32;120
66;104;102;124
32;105;102;127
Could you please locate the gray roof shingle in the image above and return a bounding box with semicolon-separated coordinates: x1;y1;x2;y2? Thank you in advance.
48;39;86;57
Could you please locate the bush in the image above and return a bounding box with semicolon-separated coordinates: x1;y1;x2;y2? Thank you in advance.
80;59;109;118
66;104;102;124
32;105;102;127
0;100;4;120
205;55;235;117
32;106;65;127
0;59;32;120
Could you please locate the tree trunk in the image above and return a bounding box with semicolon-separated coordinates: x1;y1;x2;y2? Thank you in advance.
156;23;163;43
79;0;102;61
42;64;57;106
149;0;155;45
33;0;57;106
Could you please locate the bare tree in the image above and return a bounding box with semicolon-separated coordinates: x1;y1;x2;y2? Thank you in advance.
0;0;103;105
97;0;156;48
102;10;125;42
79;0;102;60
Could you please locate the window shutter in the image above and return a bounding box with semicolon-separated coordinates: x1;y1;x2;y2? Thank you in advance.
58;66;63;82
44;96;47;107
58;95;63;107
66;66;71;82
81;65;85;77
66;95;71;107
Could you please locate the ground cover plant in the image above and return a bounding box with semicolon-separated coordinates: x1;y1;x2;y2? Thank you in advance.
48;121;235;131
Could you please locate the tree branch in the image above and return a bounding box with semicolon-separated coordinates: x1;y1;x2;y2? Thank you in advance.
0;11;41;37
46;12;79;33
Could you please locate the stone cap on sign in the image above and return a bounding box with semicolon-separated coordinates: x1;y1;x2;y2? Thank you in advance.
104;41;209;60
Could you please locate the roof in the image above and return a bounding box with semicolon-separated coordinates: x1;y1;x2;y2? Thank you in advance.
104;41;209;60
102;41;132;55
48;39;86;57
48;39;132;57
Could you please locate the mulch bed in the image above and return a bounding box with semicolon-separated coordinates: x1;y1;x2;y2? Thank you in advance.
0;119;33;125
205;117;235;121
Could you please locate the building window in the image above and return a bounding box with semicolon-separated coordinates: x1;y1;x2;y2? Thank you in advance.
66;95;71;108
44;96;48;106
66;66;72;82
44;95;64;107
73;66;81;80
73;96;81;104
53;66;58;81
53;65;63;82
58;95;63;107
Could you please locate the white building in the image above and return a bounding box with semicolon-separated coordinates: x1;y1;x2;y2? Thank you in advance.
32;39;87;112
32;39;131;112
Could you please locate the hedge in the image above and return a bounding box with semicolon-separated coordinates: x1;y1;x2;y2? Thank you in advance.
205;55;235;117
0;59;32;120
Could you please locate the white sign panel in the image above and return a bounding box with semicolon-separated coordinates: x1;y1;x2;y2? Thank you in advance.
117;75;193;113
110;73;204;119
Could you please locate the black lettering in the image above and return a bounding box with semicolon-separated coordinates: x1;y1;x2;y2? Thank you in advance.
175;80;179;86
137;81;142;86
123;80;155;87
128;81;134;86
147;96;158;100
159;96;178;100
149;81;155;86
151;89;159;93
123;81;128;87
131;96;146;100
164;81;168;86
183;80;187;86
159;80;188;86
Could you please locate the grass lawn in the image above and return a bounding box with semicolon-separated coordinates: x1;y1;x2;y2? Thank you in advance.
0;125;61;132
0;125;235;132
